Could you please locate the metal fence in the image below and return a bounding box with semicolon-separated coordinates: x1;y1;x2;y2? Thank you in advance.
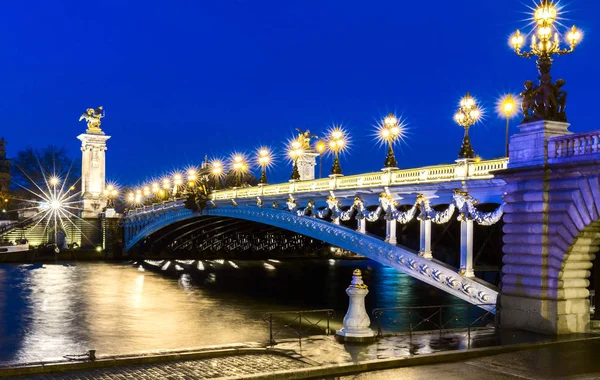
262;309;335;346
372;303;497;338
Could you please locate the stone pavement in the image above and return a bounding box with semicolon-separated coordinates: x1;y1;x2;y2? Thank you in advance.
15;353;308;380
338;339;600;380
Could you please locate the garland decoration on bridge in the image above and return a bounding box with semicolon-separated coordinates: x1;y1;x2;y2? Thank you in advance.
380;193;419;224
417;194;456;224
453;190;505;226
290;189;504;227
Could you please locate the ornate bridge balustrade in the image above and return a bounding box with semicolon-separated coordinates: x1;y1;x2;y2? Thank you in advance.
210;158;508;201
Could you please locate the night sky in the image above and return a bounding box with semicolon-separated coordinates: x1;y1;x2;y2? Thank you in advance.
0;0;597;185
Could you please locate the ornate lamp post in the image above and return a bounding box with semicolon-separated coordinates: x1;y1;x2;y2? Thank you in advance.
103;184;118;209
315;140;326;179
327;127;346;177
378;113;404;169
151;182;160;202
162;178;170;201
135;189;142;204
498;94;518;156
288;140;303;181
257;148;271;185
509;1;582;123
232;154;248;187
173;173;183;197
211;160;223;190
454;93;482;159
187;169;197;191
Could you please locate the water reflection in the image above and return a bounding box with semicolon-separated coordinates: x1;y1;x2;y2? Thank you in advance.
0;259;462;365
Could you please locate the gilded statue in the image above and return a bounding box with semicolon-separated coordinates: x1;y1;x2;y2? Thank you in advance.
79;106;105;132
295;128;318;150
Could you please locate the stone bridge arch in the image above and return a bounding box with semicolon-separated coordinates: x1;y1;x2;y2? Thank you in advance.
500;149;600;333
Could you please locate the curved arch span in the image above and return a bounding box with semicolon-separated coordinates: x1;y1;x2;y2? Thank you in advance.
125;206;498;311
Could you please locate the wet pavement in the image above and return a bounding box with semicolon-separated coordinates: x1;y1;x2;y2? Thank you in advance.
14;353;308;379
275;328;583;366
338;339;600;379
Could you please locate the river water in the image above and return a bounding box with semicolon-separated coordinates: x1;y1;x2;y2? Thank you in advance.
0;259;464;365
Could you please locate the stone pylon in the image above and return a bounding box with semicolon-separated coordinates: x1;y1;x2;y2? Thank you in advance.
78;131;110;218
336;269;376;342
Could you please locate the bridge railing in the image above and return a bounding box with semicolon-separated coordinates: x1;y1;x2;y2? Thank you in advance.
262;309;336;346
211;158;508;201
372;303;497;339
548;131;600;162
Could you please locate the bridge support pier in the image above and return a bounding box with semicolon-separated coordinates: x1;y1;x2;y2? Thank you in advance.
419;219;432;259
385;219;397;244
459;219;474;278
498;120;600;334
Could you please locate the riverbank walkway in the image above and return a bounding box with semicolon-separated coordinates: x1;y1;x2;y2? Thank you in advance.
3;329;600;379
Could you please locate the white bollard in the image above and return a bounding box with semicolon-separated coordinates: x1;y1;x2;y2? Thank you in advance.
336;269;376;343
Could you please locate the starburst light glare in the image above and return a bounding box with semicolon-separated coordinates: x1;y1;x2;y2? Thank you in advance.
231;154;248;187
378;113;406;169
454;93;482;159
257;147;272;185
327;126;347;176
210;160;224;190
498;94;519;157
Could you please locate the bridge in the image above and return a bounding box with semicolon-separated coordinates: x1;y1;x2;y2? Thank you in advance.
121;120;600;335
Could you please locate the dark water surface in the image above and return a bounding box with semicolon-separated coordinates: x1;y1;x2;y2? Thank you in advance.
0;259;463;365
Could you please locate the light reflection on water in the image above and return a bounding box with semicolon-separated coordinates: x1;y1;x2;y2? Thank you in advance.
0;260;460;365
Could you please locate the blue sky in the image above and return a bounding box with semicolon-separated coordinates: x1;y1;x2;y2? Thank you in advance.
0;0;597;185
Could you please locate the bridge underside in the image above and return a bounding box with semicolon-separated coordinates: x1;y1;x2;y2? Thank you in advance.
130;215;328;258
124;205;500;312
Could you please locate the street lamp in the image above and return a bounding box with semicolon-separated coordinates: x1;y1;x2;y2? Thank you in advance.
103;184;118;209
173;173;183;197
162;178;170;200
498;94;519;156
210;160;223;190
315;140;326;179
509;0;582;122
288;140;303;181
151;182;159;202
454;93;482;159
231;154;248;187
187;168;197;190
257;148;272;185
378;113;405;169
327;127;346;177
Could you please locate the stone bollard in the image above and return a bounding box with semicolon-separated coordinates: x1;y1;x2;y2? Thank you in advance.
336;269;376;343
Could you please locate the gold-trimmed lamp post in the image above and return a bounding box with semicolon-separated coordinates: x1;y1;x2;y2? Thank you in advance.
327;127;346;177
454;93;482;159
315;140;326;179
257;148;271;185
162;178;170;201
211;160;223;190
151;182;160;202
288;140;303;181
173;173;183;197
232;154;248;187
187;168;197;191
103;184;118;209
509;0;582;123
379;113;403;169
499;94;518;156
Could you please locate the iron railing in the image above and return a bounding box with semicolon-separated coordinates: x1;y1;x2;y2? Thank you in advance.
262;309;335;346
372;303;497;338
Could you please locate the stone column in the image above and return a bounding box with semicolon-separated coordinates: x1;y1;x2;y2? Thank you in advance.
336;269;375;342
78;132;111;218
357;218;366;234
419;219;433;259
459;218;474;278
297;152;318;181
385;218;397;244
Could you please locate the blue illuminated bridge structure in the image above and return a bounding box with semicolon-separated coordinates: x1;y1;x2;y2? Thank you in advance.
121;123;600;336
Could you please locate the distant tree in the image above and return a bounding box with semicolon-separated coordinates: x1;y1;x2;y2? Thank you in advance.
10;146;80;200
